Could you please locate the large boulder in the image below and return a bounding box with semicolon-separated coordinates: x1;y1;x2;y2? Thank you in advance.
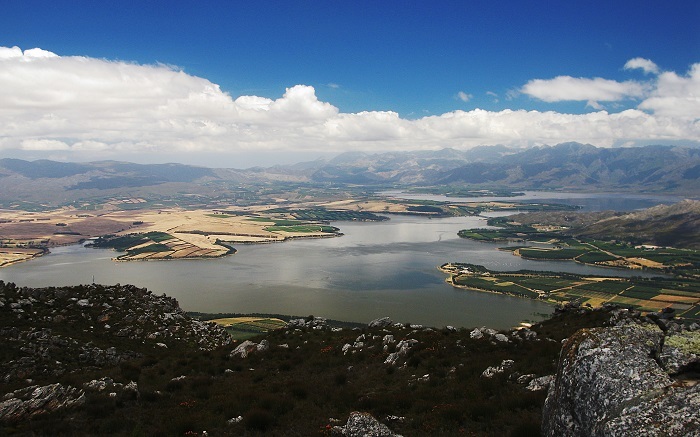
334;411;402;437
542;323;700;436
368;317;393;328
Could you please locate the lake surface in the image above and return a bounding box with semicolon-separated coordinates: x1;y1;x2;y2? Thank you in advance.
0;192;681;329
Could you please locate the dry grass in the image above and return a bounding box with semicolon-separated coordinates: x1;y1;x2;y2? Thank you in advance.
651;294;700;304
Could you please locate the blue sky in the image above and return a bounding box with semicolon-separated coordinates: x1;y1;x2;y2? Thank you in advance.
0;1;699;166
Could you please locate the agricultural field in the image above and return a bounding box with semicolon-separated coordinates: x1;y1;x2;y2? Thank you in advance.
207;317;287;340
0;247;46;267
441;263;700;321
0;204;356;265
90;231;233;261
459;212;700;276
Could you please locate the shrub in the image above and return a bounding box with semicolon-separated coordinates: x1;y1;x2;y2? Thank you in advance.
334;372;347;386
244;408;276;431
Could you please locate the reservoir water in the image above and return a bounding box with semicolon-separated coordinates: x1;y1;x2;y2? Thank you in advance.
0;192;683;329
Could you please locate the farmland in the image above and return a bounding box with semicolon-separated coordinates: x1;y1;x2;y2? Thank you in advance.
0;185;583;267
440;263;700;321
459;216;700;276
206;317;288;340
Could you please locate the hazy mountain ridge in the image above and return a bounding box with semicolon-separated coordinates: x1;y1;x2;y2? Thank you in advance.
509;199;700;249
296;143;700;192
0;143;698;206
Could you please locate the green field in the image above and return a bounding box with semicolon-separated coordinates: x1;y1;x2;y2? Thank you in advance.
125;243;172;255
519;248;590;260
208;317;288;340
264;225;337;233
267;208;387;222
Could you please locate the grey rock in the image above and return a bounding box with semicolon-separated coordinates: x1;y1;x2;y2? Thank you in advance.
288;316;328;329
83;377;114;391
494;333;509;342
526;375;554;392
256;339;270;352
384;338;418;366
0;383;85;422
543;323;699;436
482;359;515;378
469;328;484;339
384;352;401;366
368;317;392;328
517;374;536;384
661;330;699;375
230;340;257;358
337;411;402;437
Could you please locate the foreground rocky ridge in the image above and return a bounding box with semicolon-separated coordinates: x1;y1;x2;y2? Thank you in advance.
0;283;698;435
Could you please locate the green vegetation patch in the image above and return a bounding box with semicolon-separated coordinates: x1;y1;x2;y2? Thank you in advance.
90;232;174;252
265;225;337;233
620;286;662;300
516;277;580;292
519;248;589;260
144;231;174;242
124;243;172;255
268;208;388;222
90;234;148;251
406;205;444;213
575;281;630;295
576;252;618;263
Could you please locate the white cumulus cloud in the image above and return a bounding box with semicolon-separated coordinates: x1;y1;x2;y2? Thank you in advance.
0;46;698;164
521;76;647;103
638;64;700;120
624;57;660;75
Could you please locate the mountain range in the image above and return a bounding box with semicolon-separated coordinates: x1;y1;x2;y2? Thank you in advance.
1;143;698;206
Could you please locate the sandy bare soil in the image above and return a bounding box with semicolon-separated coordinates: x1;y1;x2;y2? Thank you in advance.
0;205;346;265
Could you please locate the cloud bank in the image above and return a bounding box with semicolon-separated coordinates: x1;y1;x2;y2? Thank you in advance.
0;46;698;165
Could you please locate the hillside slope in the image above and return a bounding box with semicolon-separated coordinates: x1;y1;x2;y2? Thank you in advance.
509;199;700;249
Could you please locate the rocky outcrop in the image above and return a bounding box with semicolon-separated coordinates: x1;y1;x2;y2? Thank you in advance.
0;281;231;383
288;316;329;330
542;323;700;436
368;317;393;328
333;411;402;437
230;339;270;358
0;383;85;422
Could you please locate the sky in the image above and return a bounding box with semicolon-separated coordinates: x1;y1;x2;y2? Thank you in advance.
0;0;699;168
